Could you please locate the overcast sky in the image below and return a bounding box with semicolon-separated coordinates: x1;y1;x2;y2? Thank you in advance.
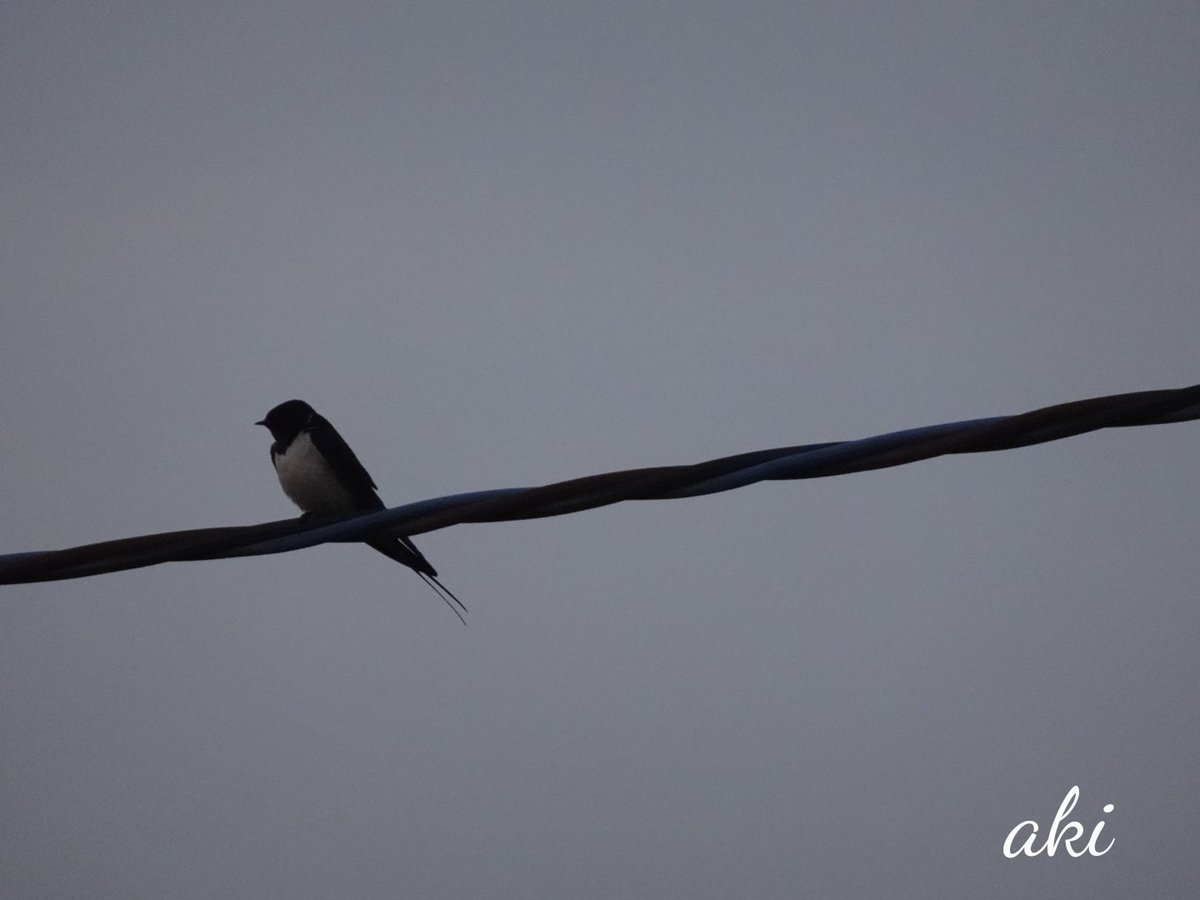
2;2;1197;898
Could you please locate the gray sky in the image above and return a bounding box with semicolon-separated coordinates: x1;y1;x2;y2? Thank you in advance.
2;2;1197;897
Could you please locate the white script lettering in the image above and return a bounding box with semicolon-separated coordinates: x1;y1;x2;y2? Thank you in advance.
1003;785;1114;858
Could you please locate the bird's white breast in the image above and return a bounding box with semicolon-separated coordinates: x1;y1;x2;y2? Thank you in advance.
272;431;358;513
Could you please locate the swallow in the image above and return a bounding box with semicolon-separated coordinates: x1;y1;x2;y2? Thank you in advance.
256;399;466;623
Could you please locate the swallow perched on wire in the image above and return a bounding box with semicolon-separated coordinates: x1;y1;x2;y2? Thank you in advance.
256;399;466;623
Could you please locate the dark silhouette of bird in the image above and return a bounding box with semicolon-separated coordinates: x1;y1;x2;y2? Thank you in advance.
257;400;465;623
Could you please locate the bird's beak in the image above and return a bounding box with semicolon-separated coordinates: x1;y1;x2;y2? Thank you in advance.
255;419;267;427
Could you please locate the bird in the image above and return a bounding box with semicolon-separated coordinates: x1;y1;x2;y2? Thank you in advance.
256;399;466;623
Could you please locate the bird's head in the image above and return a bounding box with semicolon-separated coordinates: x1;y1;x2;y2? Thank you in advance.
256;399;315;443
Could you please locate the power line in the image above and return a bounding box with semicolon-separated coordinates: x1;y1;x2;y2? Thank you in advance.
2;383;1197;585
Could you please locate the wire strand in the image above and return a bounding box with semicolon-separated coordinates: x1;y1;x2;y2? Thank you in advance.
2;383;1197;585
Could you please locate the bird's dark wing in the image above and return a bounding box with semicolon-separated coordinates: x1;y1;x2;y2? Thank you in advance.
303;414;467;623
367;536;433;574
397;535;437;575
306;415;381;505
